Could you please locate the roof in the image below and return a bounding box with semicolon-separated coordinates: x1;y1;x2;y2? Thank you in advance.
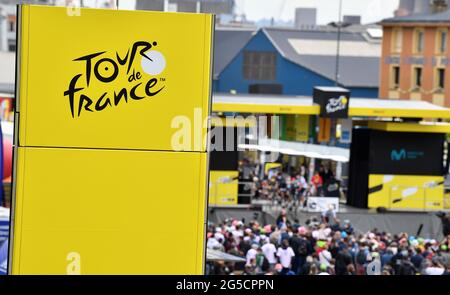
213;27;255;78
262;27;381;88
381;9;450;24
212;93;450;119
240;138;350;162
0;52;15;95
213;93;319;115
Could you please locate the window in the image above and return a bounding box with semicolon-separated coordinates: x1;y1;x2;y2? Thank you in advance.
243;51;276;80
391;66;400;89
8;43;15;52
437;29;447;54
415;29;424;53
392;28;403;53
437;68;445;90
413;67;423;89
8;21;14;32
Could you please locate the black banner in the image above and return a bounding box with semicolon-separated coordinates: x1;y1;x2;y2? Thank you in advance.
209;127;239;171
369;131;445;176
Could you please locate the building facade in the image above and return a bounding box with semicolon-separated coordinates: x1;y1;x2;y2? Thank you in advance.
214;27;381;98
380;11;450;107
396;0;449;16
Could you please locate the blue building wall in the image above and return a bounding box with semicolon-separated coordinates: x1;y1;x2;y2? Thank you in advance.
214;30;378;98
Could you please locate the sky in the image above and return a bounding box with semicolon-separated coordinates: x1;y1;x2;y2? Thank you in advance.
94;0;400;25
233;0;400;24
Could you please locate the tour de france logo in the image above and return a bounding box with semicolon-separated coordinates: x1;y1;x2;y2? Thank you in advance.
325;95;348;114
63;41;166;118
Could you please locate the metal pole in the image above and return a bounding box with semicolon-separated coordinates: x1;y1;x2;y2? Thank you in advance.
335;0;343;86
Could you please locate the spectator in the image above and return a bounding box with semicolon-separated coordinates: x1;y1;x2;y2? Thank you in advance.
261;239;277;269
277;239;295;275
335;244;353;275
246;243;258;265
318;244;332;268
437;212;450;237
318;263;330;275
206;216;450;275
424;258;445;275
311;171;323;196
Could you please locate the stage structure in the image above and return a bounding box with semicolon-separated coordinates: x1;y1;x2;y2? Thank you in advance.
348;122;449;211
10;5;213;274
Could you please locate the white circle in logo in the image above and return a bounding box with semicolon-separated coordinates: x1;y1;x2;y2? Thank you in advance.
141;50;166;75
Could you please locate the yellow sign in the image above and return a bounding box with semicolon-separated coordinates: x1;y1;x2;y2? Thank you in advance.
368;174;444;211
17;5;212;151
209;171;239;206
11;5;213;274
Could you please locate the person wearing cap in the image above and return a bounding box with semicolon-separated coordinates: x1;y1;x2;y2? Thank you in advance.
214;231;224;243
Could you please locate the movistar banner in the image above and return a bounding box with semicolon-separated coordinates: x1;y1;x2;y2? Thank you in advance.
369;130;445;176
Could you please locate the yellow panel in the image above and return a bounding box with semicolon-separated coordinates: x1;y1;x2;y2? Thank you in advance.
368;174;444;210
209;171;238;206
368;121;450;133
264;163;282;175
12;147;207;274
295;115;310;142
284;115;296;141
445;191;450;210
212;102;320;115
18;5;213;151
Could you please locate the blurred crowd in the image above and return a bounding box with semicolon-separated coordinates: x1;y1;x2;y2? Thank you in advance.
251;164;341;209
206;210;450;275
